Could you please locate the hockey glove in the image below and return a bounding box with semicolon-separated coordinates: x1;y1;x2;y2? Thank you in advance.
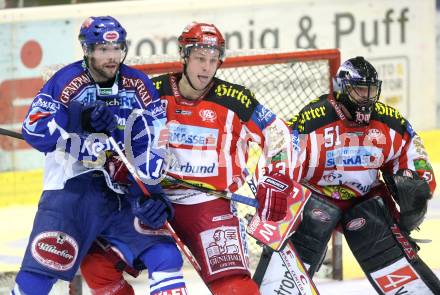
384;169;431;232
128;181;174;229
256;172;293;222
82;100;117;133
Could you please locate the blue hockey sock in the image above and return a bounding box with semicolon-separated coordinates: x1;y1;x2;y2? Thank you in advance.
14;270;56;295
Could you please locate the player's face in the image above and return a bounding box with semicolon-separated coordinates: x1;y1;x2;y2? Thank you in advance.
87;43;124;82
185;47;221;89
347;84;378;105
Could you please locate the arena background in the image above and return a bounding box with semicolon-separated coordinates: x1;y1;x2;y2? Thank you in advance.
0;0;439;290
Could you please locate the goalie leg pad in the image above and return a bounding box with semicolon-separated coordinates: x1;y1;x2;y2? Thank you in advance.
343;196;440;294
289;194;342;276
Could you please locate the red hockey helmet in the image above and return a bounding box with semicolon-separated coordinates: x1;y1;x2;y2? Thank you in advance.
178;22;226;61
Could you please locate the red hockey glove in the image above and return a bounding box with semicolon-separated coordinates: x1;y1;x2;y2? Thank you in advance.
105;155;130;185
256;172;293;222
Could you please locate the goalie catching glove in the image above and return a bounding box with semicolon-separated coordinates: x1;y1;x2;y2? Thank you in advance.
256;172;294;222
383;169;432;233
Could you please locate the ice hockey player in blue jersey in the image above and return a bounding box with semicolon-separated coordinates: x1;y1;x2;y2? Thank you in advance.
12;16;187;295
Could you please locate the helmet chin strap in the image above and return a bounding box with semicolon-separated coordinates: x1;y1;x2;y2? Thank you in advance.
182;61;200;91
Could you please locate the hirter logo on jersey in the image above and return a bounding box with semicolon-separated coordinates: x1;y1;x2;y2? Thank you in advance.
103;31;120;42
31;231;78;271
199;109;217;122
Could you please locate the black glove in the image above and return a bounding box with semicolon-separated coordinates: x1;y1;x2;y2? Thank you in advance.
82;100;117;133
128;180;174;229
384;169;431;232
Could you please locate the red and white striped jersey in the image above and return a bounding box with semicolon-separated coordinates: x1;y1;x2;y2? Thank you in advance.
152;73;290;204
286;93;436;200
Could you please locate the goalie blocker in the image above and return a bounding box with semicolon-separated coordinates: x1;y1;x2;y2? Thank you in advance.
254;194;440;295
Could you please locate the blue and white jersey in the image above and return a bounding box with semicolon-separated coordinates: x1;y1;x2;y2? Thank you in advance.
22;61;167;193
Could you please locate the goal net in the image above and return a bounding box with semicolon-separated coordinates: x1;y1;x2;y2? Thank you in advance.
133;49;342;278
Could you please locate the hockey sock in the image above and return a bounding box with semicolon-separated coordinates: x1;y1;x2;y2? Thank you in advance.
14;270;56;295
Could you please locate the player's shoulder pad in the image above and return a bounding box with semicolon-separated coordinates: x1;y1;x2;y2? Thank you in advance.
371;101;413;137
286;94;335;133
119;64;159;107
43;61;91;105
205;77;258;122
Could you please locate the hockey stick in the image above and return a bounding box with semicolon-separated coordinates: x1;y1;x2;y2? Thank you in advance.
0;128;258;208
162;175;258;208
0;127;23;140
107;136;209;289
0;127;209;289
243;171;320;295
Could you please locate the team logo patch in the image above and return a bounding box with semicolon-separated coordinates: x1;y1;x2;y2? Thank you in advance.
366;128;383;141
202;35;218;46
103;31;119;42
201;226;246;275
255;105;275;124
311;208;331;222
28;111;51;125
199;109;217;122
322;171;342;183
345;218;366;231
31;231;78;271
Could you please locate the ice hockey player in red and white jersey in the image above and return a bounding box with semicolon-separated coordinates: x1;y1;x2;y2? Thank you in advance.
255;56;440;294
79;22;292;295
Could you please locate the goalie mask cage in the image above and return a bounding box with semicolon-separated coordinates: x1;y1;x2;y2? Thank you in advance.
134;49;343;280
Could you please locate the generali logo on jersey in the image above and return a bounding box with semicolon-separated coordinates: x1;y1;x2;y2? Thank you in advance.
199;109;217;122
201;227;246;274
31;231;78;271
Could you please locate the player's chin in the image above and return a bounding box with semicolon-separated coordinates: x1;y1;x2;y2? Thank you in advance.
104;67;118;79
197;77;211;89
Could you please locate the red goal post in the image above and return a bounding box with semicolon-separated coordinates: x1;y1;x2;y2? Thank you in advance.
132;49;343;279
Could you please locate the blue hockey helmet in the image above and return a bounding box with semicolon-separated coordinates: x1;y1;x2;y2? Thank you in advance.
78;16;127;47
